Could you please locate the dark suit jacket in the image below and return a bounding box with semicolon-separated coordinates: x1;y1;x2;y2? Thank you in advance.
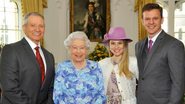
0;38;55;104
135;30;185;104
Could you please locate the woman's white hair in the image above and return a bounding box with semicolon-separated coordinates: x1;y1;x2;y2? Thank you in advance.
64;31;90;49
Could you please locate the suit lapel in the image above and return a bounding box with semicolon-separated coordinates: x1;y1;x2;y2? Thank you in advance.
138;38;148;74
21;38;40;69
21;38;43;85
40;48;53;89
41;49;48;87
143;31;165;74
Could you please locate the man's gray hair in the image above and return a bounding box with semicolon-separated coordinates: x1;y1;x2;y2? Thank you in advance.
64;31;90;49
23;12;44;25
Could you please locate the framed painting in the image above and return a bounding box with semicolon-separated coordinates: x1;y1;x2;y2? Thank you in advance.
70;0;111;42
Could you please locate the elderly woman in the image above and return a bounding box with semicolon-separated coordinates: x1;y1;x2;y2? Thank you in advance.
53;31;106;104
99;27;138;104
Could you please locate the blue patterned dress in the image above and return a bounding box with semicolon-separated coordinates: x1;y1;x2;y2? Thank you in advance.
53;60;106;104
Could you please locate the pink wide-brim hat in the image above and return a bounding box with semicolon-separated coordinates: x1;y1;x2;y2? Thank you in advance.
103;27;133;44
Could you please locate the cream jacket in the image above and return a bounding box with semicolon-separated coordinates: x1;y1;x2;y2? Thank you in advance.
99;56;138;104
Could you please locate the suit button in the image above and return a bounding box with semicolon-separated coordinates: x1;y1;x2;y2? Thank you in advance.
141;78;144;80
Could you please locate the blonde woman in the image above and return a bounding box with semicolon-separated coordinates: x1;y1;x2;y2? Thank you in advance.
99;27;138;104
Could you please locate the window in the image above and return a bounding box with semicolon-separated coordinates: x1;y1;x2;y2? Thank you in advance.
175;1;185;44
157;0;185;45
161;8;168;32
0;0;22;45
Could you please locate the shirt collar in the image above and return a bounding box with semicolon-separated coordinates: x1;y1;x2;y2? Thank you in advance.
24;35;41;50
148;29;162;43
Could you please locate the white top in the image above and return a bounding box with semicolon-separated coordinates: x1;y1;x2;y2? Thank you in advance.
98;56;138;104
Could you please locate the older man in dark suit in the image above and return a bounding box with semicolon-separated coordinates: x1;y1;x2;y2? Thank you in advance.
135;3;185;104
0;12;55;104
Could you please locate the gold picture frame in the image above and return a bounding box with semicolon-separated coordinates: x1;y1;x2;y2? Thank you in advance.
70;0;111;42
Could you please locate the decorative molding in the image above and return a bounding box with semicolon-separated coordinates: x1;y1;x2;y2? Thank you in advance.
55;0;63;8
55;0;70;9
112;0;135;11
157;0;169;9
66;0;70;10
126;0;135;11
111;0;121;11
175;0;185;9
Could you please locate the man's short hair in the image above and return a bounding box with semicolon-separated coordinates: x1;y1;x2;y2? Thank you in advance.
23;12;44;25
142;3;163;18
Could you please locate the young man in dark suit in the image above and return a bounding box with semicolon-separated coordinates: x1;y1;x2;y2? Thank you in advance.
0;12;55;104
135;3;185;104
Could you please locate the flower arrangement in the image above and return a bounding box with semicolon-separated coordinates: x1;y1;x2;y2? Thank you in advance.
88;43;109;61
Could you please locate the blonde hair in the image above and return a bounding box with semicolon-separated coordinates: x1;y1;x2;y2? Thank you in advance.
109;41;133;79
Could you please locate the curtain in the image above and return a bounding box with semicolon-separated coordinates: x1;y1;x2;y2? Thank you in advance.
21;0;48;46
21;0;48;15
134;0;156;41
